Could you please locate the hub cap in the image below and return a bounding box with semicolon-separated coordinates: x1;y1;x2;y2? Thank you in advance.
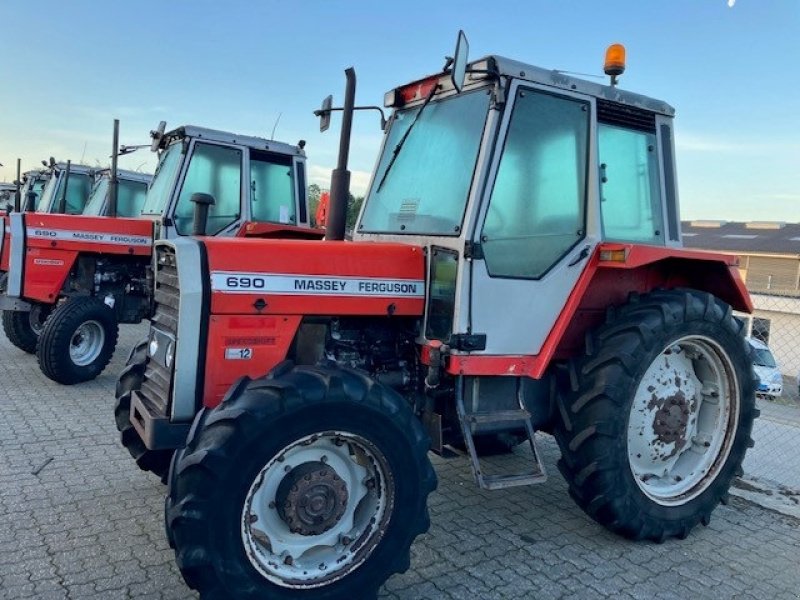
627;335;739;505
241;431;394;589
69;320;105;366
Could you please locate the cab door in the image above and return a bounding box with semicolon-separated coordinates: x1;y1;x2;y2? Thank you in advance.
467;83;599;356
162;140;245;239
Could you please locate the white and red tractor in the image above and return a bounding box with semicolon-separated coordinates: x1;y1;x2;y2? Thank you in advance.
119;35;758;599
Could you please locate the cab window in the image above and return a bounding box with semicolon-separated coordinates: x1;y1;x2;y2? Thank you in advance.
174;143;242;235
598;124;664;244
481;89;589;279
249;150;295;224
117;179;149;217
63;173;93;215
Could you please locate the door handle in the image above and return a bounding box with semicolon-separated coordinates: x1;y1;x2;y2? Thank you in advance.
568;245;590;267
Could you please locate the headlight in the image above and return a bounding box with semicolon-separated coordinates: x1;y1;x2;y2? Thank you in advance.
149;338;159;357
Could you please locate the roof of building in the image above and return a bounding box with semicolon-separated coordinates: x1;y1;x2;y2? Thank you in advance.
681;221;800;255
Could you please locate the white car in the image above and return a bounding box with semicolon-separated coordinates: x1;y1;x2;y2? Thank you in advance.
748;338;783;399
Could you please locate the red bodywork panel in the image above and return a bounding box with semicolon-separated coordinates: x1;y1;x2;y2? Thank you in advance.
21;214;154;303
236;221;325;240
200;237;425;406
445;243;752;379
1;215;9;272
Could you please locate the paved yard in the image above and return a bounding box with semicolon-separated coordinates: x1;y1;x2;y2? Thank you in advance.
1;325;799;600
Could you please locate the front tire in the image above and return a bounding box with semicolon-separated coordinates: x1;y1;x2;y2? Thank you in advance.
36;297;118;384
554;289;758;542
114;339;173;482
166;365;436;599
2;304;51;353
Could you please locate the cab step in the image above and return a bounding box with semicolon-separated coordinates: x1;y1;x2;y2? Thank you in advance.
455;376;546;490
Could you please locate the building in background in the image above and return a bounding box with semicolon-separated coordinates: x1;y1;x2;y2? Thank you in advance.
682;221;800;381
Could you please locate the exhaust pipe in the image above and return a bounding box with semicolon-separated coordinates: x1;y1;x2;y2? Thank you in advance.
108;119;120;218
190;193;215;236
14;158;21;212
325;67;356;242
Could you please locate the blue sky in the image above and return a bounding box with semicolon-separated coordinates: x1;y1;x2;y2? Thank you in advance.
1;0;797;221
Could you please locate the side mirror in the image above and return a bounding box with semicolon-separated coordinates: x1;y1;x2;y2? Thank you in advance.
316;95;333;132
451;30;469;93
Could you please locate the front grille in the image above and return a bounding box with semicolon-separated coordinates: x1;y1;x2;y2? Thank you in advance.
138;246;179;416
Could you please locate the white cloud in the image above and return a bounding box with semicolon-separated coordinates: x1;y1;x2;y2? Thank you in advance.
677;133;800;155
308;164;372;197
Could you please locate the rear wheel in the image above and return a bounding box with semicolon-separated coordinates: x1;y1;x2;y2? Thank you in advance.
114;339;173;482
554;290;758;542
37;297;118;384
2;304;52;353
166;365;436;599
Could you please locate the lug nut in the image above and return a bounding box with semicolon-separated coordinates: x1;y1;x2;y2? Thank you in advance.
284;555;294;566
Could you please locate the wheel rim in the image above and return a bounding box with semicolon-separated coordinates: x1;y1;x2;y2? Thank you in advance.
627;335;739;506
69;320;106;366
241;431;394;589
29;305;49;335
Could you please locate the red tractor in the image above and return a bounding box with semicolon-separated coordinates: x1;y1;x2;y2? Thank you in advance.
120;35;758;599
2;122;317;384
1;159;121;351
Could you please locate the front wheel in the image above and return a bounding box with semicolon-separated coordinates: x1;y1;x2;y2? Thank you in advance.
1;304;52;353
554;290;758;542
114;339;173;482
36;297;119;384
166;365;436;599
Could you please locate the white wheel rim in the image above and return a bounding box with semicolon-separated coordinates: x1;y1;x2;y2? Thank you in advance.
241;431;394;589
627;335;739;506
69;320;105;366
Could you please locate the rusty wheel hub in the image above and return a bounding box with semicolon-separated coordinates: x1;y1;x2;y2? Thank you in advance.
276;462;349;535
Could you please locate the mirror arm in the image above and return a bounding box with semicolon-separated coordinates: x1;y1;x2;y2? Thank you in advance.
314;105;388;131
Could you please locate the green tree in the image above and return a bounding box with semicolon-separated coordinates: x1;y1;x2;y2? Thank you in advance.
307;183;321;226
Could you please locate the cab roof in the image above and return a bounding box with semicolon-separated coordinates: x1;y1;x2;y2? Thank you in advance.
164;125;305;158
483;55;675;117
94;168;153;184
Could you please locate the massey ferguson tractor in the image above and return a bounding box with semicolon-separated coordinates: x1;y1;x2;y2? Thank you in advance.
0;164;152;354
119;35;757;599
2;122;315;385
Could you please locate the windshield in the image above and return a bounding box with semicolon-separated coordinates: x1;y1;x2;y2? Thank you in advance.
359;89;491;235
141;142;183;215
82;177;110;216
752;348;777;368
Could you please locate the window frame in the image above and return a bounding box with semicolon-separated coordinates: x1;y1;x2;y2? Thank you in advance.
246;148;298;225
476;85;592;281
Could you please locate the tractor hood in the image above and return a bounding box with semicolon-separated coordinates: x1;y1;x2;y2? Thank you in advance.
195;237;426;317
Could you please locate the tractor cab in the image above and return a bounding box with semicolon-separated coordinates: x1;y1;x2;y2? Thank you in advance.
81;168;152;218
353;44;683;358
140;124;311;239
35;161;96;215
17;169;48;211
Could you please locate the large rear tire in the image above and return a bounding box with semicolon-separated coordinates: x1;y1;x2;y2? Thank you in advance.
166;364;436;600
2;304;51;354
554;289;758;542
36;297;118;384
114;339;173;482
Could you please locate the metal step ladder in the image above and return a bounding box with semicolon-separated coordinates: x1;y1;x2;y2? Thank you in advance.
455;378;547;490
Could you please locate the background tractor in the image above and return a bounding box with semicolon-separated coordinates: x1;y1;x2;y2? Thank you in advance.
119;34;758;599
3;121;317;385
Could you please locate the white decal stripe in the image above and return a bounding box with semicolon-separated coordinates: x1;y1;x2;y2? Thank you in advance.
25;227;152;247
210;271;425;297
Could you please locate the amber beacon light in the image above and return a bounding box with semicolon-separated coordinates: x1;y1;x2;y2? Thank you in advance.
604;43;626;86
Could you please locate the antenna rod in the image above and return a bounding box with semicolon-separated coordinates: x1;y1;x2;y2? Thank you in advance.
109;119;119;218
14;158;21;212
326;67;355;242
